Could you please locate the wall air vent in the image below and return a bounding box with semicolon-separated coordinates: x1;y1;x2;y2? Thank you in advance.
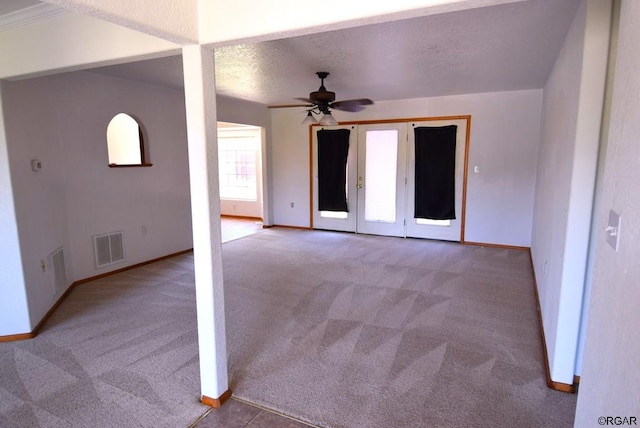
93;231;125;268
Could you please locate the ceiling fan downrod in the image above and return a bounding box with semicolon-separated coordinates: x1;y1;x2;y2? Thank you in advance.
310;71;336;105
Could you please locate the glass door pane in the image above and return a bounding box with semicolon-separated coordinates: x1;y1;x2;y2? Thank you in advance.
364;130;398;222
356;123;407;237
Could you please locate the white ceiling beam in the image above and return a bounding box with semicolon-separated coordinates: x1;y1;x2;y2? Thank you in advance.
42;0;199;44
198;0;526;47
0;3;69;32
0;13;179;80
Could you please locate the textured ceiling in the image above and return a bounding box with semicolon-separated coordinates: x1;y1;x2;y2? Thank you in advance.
6;0;582;106
214;0;581;105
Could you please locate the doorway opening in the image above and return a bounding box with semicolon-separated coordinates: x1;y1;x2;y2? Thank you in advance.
217;121;265;221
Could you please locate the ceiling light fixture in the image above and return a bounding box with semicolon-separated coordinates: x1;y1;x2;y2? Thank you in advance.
286;71;373;126
319;111;338;126
302;110;317;125
301;106;339;126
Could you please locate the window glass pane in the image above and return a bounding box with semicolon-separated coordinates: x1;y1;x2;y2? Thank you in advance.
416;218;451;226
364;130;398;223
218;135;258;201
321;211;348;219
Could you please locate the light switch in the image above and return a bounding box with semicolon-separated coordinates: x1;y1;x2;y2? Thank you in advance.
605;209;621;252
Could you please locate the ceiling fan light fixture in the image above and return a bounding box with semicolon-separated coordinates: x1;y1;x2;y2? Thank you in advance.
295;72;373;125
302;110;317;125
319;111;338;126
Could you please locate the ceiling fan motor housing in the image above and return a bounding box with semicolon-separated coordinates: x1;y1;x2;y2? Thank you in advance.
293;71;372;114
310;71;335;104
309;89;336;104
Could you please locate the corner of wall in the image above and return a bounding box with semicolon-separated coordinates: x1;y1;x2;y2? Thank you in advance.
530;0;611;385
0;83;31;336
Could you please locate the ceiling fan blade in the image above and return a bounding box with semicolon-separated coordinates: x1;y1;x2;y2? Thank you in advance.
267;103;313;109
330;98;374;112
295;97;316;104
332;104;365;113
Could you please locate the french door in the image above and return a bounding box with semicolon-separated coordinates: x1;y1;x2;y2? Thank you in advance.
405;119;467;241
356;123;407;237
312;118;468;241
312;125;357;233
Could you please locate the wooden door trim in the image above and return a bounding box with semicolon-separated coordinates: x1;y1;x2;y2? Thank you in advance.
308;115;471;241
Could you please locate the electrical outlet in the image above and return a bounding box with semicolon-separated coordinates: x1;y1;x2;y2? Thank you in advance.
290;202;295;208
40;259;46;273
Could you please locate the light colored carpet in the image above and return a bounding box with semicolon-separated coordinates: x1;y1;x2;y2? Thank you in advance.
222;229;577;428
0;255;207;427
0;228;577;427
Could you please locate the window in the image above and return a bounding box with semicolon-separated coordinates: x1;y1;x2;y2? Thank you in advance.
106;113;151;167
217;125;261;201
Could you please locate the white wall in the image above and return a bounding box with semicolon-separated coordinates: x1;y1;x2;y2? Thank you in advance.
575;0;640;422
2;70;193;330
61;72;194;280
220;200;262;218
0;67;270;335
531;0;610;384
0;84;31;336
271;89;542;247
270;108;311;228
575;0;620;376
0;69;275;335
217;95;270;127
2;76;74;328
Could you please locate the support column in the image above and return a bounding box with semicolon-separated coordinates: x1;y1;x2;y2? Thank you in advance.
181;45;230;406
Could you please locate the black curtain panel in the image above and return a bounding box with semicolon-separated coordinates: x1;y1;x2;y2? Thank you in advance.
317;129;350;212
414;125;457;220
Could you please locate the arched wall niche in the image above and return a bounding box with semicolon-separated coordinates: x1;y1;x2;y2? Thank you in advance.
106;113;152;167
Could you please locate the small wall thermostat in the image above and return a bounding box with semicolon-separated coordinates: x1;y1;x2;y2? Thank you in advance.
31;159;42;171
